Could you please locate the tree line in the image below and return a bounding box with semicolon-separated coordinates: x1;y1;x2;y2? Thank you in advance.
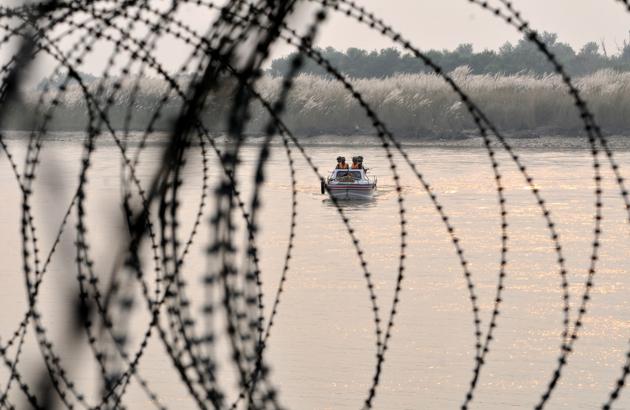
269;32;630;78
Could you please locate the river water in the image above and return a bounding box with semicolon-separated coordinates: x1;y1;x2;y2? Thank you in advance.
1;133;630;409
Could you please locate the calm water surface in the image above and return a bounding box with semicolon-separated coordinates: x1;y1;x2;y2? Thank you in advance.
1;134;630;409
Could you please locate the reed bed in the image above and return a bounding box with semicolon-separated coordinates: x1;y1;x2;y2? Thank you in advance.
13;67;630;136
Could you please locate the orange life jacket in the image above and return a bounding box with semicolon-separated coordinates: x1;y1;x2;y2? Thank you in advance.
351;163;361;169
336;163;349;169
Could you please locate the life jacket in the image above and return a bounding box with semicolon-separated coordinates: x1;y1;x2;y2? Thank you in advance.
336;163;349;169
351;163;361;169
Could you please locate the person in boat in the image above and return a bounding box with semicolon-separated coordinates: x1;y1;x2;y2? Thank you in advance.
351;156;364;169
336;156;349;169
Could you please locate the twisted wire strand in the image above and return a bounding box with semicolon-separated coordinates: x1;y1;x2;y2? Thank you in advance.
1;1;629;409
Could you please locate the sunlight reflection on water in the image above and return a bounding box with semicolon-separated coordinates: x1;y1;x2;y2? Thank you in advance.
1;134;630;408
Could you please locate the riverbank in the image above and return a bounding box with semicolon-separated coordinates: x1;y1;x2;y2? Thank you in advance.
5;68;630;136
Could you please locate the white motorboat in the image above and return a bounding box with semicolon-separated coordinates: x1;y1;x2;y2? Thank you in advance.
321;168;377;200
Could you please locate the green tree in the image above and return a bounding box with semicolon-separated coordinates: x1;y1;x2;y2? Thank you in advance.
268;33;630;78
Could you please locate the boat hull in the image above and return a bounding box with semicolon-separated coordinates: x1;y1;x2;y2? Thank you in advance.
326;184;375;199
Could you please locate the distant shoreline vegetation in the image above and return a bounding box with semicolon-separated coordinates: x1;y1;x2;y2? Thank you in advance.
6;33;630;138
270;32;630;78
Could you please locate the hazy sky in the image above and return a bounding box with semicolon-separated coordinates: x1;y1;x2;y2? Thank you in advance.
11;0;630;79
306;0;630;54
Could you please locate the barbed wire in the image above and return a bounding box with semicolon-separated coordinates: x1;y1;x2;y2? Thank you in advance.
0;0;628;409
